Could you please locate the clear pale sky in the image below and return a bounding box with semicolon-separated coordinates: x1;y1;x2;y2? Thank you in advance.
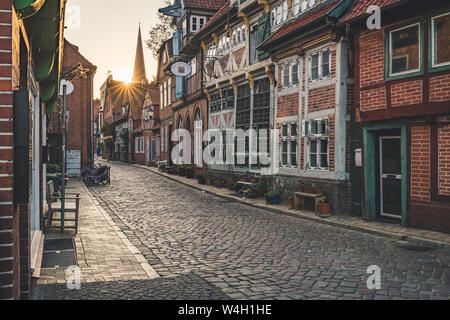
65;0;166;98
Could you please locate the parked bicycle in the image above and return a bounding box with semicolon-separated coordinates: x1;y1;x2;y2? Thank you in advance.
82;163;111;186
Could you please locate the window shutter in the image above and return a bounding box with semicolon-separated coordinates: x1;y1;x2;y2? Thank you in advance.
257;13;271;61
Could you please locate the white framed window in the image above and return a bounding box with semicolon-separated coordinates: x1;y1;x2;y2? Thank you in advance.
305;119;329;170
161;128;165;153
282;60;299;87
191;15;206;33
309;47;331;81
280;122;298;167
271;1;288;27
159;86;163;109
167;78;172;105
388;23;421;77
165;126;169;153
135;137;140;154
431;12;450;68
140;137;145;153
293;0;301;16
207;42;216;58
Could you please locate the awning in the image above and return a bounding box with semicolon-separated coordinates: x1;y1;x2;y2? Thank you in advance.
16;0;65;112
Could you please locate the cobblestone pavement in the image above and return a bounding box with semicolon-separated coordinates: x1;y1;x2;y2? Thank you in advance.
51;161;450;300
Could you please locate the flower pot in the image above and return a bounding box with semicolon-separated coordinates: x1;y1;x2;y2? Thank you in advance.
271;195;281;205
318;203;332;215
205;177;212;185
289;197;295;209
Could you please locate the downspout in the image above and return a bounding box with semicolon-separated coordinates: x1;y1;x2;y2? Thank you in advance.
90;74;94;167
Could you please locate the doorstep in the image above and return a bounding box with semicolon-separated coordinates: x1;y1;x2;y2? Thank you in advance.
113;161;450;249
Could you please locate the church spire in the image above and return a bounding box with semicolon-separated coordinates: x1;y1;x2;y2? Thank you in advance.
132;24;148;84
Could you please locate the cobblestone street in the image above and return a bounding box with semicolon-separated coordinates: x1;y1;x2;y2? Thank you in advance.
37;161;450;300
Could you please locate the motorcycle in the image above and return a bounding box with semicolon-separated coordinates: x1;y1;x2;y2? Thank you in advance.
83;164;111;186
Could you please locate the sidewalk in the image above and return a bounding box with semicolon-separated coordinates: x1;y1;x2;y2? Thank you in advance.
33;179;159;299
126;162;450;248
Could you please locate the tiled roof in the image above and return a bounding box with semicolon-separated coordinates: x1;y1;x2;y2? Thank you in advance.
200;0;232;32
262;0;340;47
342;0;406;22
185;0;228;10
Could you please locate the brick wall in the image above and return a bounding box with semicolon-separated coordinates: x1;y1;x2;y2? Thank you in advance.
410;125;431;202
360;86;386;112
0;0;19;300
61;41;95;167
430;74;450;102
359;30;384;88
391;80;423;107
308;85;335;113
438;122;450;196
277;93;298;118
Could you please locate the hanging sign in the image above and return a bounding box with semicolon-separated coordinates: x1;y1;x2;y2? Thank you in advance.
171;62;192;77
60;80;74;95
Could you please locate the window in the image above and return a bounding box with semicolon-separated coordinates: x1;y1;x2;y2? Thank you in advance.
207;42;216;59
190;58;197;76
236;84;251;128
249;26;258;65
160;85;164;109
140;137;145;153
223;89;235;110
190;16;206;33
280;122;298;167
282;60;299;87
135;137;140;154
309;48;331;81
271;1;288;27
431;12;450;69
232;25;246;47
209;93;221;113
307;119;329;170
389;23;420;76
167;78;172;105
293;0;301;16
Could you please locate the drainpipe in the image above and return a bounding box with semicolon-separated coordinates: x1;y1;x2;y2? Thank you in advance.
90;74;94;168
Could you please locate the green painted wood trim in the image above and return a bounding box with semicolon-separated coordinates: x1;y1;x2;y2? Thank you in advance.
428;9;450;73
363;128;376;221
363;121;408;226
384;18;425;82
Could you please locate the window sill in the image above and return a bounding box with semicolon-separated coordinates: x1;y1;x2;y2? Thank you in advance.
385;69;425;82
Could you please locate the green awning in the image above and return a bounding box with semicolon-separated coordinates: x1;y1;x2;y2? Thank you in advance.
14;0;46;19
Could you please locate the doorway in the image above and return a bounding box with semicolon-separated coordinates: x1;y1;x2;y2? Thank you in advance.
379;136;402;219
362;122;407;226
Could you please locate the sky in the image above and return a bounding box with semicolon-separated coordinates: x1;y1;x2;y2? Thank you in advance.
65;0;167;99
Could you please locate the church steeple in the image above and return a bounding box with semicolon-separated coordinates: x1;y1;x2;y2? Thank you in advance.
132;24;148;84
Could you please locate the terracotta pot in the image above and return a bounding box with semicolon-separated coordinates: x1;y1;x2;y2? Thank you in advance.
289;198;295;209
318;203;331;215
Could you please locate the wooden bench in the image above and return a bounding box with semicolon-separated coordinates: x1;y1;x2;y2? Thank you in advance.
45;181;81;234
236;175;263;197
294;192;326;212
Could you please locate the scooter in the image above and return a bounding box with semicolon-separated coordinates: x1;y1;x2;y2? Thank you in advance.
83;165;111;186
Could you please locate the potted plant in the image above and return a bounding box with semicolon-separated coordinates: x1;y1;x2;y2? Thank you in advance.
186;166;195;179
289;196;296;209
178;165;186;176
205;175;213;185
247;188;258;199
196;174;206;185
317;199;332;216
214;178;225;188
270;189;281;204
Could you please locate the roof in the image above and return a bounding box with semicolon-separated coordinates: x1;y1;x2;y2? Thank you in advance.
200;0;232;32
342;0;406;22
262;0;340;48
184;0;228;10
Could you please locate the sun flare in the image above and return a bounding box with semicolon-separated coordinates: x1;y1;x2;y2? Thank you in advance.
113;69;132;84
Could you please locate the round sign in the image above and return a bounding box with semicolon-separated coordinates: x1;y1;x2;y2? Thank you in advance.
60;80;74;95
171;62;192;77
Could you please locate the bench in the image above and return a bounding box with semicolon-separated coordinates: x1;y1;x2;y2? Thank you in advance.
236;174;263;197
294;192;326;212
45;181;81;234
